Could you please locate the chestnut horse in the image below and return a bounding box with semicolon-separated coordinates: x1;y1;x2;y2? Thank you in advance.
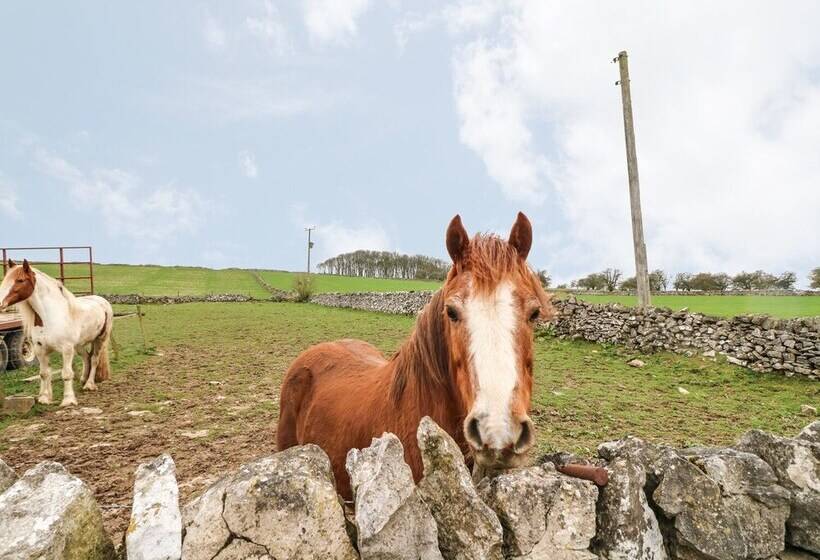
277;213;552;499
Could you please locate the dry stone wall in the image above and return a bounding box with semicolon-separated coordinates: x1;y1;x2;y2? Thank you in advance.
553;297;819;379
309;291;820;379
101;293;269;305
1;420;818;559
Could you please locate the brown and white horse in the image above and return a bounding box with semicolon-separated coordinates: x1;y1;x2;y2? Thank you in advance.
277;213;552;498
0;260;113;406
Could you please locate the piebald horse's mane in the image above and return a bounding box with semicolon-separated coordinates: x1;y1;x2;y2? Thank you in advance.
17;268;76;339
389;234;531;404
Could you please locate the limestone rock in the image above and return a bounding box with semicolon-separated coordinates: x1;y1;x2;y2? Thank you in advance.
0;461;115;559
346;432;442;560
797;421;820;445
593;449;667;559
181;477;232;560
181;445;357;560
212;540;272;560
628;359;646;368
127;453;182;560
3;394;34;414
416;416;503;560
776;547;820;559
478;463;597;559
670;447;791;559
0;456;16;495
736;429;820;553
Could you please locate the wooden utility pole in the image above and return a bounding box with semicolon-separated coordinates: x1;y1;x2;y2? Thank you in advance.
305;226;315;274
615;51;651;308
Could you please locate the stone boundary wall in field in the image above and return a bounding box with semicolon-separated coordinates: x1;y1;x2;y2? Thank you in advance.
309;291;820;379
101;293;272;305
553;297;820;379
2;420;818;559
310;290;435;315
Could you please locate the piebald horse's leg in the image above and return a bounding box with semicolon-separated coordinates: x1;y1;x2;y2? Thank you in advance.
79;347;90;386
36;347;53;405
60;346;78;407
84;346;99;391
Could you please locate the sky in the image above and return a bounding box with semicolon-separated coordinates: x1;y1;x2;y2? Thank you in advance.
1;1;818;286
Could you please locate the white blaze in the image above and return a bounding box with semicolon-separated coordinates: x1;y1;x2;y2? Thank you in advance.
464;280;518;449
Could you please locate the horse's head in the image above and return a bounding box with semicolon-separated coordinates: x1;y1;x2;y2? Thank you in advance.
0;259;36;311
441;212;552;469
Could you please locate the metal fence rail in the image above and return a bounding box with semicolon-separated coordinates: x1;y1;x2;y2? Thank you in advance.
1;246;94;295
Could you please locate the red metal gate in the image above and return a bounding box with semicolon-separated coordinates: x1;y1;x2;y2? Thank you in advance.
1;246;94;295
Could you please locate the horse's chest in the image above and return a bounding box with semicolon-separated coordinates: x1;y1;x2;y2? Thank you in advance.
32;325;75;351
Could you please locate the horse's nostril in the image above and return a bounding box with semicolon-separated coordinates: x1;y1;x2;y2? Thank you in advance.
514;418;535;454
465;416;482;449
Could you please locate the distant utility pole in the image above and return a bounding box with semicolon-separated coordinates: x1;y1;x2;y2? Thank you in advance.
615;50;651;308
305;226;316;274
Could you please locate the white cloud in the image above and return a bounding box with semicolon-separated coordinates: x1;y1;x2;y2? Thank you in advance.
155;76;334;123
453;40;547;204
303;0;372;46
289;203;390;260
246;0;292;56
450;2;820;280
203;14;227;51
316;222;390;259
34;149;207;244
441;0;502;34
238;150;258;179
0;174;22;220
394;0;502;53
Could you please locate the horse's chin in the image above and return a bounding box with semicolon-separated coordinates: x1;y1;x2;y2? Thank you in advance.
471;447;531;481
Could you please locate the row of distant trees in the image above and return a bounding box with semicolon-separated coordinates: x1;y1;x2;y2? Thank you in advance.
316;250;449;280
315;252;820;291
561;268;820;292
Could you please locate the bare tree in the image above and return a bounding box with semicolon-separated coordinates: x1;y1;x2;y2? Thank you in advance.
602;268;622;292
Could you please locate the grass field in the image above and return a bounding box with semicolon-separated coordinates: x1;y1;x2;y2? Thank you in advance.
18;262;441;296
27;262;270;297
1;302;816;541
257;270;442;293
571;293;820;319
5;262;819;316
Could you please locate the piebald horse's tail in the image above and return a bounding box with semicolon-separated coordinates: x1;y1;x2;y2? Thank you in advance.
94;306;113;382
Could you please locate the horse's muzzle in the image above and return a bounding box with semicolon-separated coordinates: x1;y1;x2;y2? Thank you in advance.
464;414;535;468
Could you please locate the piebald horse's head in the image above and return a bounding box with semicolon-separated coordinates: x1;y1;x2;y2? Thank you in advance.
0;259;36;311
442;213;552;469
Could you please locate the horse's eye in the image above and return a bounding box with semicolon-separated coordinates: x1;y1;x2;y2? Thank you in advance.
446;305;460;322
15;279;23;283
529;308;540;322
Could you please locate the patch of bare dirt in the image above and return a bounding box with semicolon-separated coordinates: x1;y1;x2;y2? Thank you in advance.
1;345;282;545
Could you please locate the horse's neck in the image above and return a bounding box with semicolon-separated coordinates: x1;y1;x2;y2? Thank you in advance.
26;277;71;327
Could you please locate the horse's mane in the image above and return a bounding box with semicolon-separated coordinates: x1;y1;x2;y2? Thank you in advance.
389;290;450;404
18;269;77;340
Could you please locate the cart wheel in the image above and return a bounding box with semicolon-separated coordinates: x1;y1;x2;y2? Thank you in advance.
0;339;8;373
5;330;38;370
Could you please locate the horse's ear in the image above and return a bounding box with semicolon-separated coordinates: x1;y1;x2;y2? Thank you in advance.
22;259;32;273
446;214;469;264
508;212;532;260
7;258;15;268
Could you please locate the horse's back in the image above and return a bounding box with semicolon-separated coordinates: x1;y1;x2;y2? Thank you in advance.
290;339;386;377
276;339;389;483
